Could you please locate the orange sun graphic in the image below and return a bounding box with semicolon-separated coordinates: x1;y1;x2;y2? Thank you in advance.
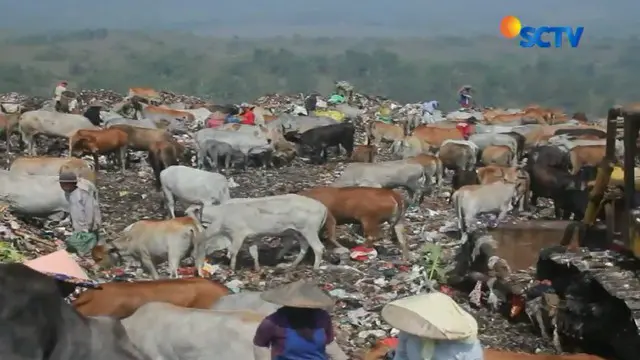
500;16;522;38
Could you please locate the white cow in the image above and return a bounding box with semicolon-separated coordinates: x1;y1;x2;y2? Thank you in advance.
190;194;328;273
18;110;98;155
159;165;230;218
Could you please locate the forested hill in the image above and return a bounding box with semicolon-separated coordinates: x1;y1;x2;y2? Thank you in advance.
0;29;637;115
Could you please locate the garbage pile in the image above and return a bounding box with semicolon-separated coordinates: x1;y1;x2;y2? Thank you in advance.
0;87;558;356
76;89;124;108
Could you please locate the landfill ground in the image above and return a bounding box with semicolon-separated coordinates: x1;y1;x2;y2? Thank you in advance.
0;90;561;357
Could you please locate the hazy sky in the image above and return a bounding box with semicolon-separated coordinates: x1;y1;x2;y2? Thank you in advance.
0;0;633;37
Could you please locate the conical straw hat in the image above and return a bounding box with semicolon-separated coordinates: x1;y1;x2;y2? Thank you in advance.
260;280;334;309
381;292;478;340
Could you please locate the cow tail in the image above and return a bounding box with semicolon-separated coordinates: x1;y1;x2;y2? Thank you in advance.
435;158;443;187
391;191;406;227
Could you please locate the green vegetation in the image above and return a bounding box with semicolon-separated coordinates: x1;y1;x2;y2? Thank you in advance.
0;29;637;114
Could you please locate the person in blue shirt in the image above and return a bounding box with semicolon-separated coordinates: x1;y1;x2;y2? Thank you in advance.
458;86;473;108
381;292;484;360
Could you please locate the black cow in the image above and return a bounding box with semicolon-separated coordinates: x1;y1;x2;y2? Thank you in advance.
526;145;571;170
554;128;606;139
450;169;479;203
284;122;355;164
500;131;527;160
0;263;151;360
529;164;592;219
83;106;103;126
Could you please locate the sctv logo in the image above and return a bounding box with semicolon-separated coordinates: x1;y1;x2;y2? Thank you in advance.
500;15;584;48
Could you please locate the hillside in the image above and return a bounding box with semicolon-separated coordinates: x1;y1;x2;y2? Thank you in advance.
0;30;638;114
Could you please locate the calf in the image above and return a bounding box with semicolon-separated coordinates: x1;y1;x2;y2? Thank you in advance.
529;164;588;219
438;140;478;173
209;134;256;159
569;145;606;175
366;121;405;149
92;216;204;279
148;139;184;190
350;144;378;163
10;156;96;184
69;128;129;173
191;194;328;273
299;187;408;260
72;277;229;319
481;144;515;167
160;165;230;218
452;180;520;242
286;122;355;164
331;160;427;205
405;153;443;201
0;263;150;360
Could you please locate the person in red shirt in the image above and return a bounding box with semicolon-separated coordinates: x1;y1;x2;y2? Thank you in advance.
239;103;256;125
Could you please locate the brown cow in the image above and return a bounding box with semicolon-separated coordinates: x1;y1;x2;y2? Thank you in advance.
412;125;464;147
350;144;378;163
69;128;128;173
481;145;515;167
148;139;184;190
477;165;520;184
72;277;229;319
143;105;196;122
0;111;21;152
366;121;405;147
298;187;408;260
438;141;477;173
569;145;605;175
9;156;96;184
128;87;161;102
108;124;173;152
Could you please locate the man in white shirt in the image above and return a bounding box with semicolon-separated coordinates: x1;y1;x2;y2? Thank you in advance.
54;81;68;112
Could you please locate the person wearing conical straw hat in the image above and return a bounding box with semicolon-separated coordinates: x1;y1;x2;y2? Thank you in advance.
253;280;348;360
380;292;484;360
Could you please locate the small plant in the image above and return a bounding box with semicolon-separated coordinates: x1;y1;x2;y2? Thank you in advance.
421;243;445;283
0;241;25;263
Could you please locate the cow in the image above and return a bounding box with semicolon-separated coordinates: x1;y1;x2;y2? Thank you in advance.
366;121;406;150
331;160;427;205
527;145;571;170
127;87;162;103
191;194;328;273
501;131;527;160
568;145;606;175
483;350;605;360
211;291;280;315
159;165;230;218
468;133;518;158
405;153;443;200
9;156;95;184
554;128;606;139
18;110;99;156
438;140;478;174
72;278;229;319
350;144;378;163
148;139;185;190
412;125;465;147
68;128;129;174
193;128;272;169
0;263;150;360
121;303;266;360
481;145;516;167
299;187;408;260
452;180;521;242
285;122;355;164
108;124;173;152
528;164;588;219
0;170;93;217
92;216;204;279
0;110;21;152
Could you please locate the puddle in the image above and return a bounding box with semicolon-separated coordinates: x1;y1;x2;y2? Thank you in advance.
489;221;572;271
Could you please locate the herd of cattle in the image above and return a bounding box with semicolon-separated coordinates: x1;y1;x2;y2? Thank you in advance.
0;91;614;359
